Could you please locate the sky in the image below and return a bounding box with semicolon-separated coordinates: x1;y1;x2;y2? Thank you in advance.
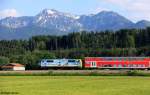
0;0;150;22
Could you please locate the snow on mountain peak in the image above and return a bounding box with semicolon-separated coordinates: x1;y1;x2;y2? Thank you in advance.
74;16;80;19
36;9;81;21
64;14;80;19
46;9;55;15
42;9;57;15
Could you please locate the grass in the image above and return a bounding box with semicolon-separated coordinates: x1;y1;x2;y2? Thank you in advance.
0;76;150;95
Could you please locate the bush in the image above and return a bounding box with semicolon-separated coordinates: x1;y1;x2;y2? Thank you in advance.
0;56;9;66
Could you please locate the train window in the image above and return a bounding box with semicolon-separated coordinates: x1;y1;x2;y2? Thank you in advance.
68;60;75;62
141;65;143;67
108;64;112;67
118;64;122;68
76;60;80;62
86;62;91;64
103;64;112;67
105;57;114;60
129;64;133;67
138;65;141;67
141;65;145;67
46;60;54;62
128;64;130;67
113;64;117;67
103;65;108;67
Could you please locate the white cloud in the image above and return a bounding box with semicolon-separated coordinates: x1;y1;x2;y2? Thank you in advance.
0;9;20;19
98;0;150;21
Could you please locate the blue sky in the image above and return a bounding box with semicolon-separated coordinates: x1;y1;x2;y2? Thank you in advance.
0;0;150;22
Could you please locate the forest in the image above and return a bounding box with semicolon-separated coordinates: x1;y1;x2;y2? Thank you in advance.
0;27;150;69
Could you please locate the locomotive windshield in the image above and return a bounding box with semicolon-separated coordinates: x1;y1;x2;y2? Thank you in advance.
46;60;54;62
68;60;76;62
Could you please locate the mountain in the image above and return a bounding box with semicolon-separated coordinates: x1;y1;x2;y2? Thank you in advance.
78;11;134;31
135;20;150;29
34;9;83;32
0;16;34;28
0;9;150;40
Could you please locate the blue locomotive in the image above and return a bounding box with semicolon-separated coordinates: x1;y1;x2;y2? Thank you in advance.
39;59;82;68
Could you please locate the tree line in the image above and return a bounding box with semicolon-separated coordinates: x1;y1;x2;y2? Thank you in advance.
0;27;150;69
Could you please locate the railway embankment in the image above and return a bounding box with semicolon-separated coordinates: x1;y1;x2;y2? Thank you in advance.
1;70;150;76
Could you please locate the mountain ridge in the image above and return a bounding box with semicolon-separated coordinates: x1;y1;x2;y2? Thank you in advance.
0;9;150;40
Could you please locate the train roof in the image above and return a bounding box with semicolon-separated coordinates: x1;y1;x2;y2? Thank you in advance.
85;57;150;59
85;57;150;58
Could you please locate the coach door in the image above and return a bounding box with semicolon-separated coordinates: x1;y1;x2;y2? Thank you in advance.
91;62;97;68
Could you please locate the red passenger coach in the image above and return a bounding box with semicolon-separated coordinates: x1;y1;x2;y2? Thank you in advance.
84;57;150;69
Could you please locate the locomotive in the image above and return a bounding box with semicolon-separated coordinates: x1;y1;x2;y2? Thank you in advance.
39;57;150;69
40;59;82;69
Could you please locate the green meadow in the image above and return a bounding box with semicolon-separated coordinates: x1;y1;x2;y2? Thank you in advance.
0;76;150;95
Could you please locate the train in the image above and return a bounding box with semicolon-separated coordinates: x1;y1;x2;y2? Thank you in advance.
39;57;150;70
